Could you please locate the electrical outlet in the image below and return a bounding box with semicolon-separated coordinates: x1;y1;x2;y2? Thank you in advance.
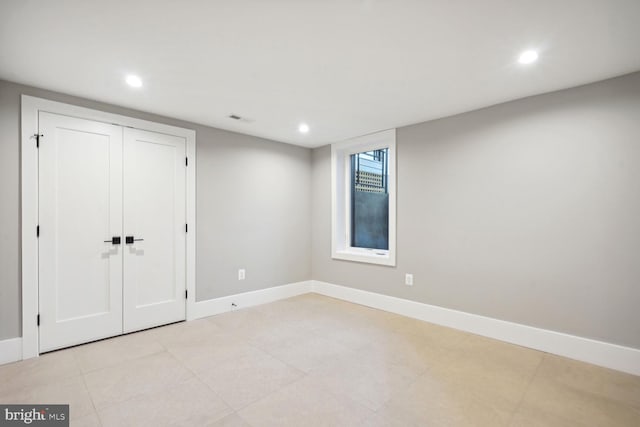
238;269;245;280
405;273;414;286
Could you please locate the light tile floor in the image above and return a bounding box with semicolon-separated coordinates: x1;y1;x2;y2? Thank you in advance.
1;294;639;426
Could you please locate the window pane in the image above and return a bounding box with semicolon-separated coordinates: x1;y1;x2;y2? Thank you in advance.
350;148;389;250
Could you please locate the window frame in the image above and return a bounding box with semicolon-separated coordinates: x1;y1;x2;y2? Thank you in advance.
331;129;396;266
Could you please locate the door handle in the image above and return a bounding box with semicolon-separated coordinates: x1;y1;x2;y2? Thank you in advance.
104;236;121;245
125;236;144;244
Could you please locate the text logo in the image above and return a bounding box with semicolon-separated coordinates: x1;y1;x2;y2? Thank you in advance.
0;405;68;426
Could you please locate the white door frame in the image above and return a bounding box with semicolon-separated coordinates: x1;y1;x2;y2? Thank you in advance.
21;95;197;360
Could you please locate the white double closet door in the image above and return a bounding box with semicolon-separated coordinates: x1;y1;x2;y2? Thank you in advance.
38;112;187;352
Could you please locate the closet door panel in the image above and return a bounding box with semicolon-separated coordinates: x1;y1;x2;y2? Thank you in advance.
38;112;123;352
123;128;186;332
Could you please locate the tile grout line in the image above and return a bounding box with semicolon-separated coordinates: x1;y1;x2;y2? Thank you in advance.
85;350;196;419
157;346;243;424
208;302;377;418
506;351;546;426
79;369;104;427
68;347;103;426
166;318;306;418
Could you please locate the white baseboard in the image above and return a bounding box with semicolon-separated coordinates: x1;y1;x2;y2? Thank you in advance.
0;337;22;365
6;280;639;375
2;282;311;365
311;280;640;376
188;280;313;320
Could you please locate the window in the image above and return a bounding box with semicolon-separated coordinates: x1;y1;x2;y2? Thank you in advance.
351;148;389;250
331;129;396;266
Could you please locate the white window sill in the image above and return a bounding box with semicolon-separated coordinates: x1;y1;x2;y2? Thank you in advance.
332;249;396;266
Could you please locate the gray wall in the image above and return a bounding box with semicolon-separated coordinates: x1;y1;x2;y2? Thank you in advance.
0;81;21;340
312;72;640;349
3;72;639;349
0;79;311;340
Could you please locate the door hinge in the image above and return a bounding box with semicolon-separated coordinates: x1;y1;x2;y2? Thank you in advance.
37;314;40;326
185;290;188;299
185;157;188;166
34;133;43;148
36;225;40;238
185;223;188;233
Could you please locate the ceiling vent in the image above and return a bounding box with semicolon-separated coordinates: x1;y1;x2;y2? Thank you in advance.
228;114;255;123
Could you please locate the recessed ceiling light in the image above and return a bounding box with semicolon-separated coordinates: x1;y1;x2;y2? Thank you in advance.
518;50;539;65
125;75;143;88
298;123;310;134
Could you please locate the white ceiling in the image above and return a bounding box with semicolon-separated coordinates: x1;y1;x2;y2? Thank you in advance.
1;1;639;148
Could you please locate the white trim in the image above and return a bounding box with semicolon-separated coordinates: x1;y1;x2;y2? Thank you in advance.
20;95;197;360
331;129;396;266
185;117;197;322
311;281;640;376
190;281;313;320
0;338;23;365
